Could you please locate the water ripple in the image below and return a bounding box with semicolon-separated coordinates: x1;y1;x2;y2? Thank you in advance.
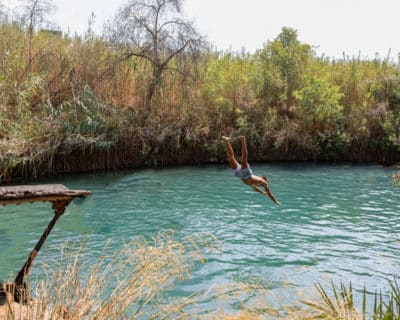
1;164;399;310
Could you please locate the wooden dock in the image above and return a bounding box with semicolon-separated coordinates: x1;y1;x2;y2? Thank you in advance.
0;184;90;303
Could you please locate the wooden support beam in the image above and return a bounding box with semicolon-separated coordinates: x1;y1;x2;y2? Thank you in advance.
0;184;91;303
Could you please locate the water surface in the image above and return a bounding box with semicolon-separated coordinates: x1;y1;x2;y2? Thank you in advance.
1;163;399;309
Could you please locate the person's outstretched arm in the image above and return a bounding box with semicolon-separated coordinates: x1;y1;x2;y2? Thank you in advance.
252;185;281;206
264;185;281;206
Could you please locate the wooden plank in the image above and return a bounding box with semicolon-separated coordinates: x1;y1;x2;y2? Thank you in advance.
0;184;90;206
0;184;91;302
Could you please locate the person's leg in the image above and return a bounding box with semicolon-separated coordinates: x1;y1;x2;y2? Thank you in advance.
239;136;249;168
222;136;239;169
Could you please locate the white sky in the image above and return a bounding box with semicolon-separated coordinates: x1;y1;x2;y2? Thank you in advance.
5;0;400;59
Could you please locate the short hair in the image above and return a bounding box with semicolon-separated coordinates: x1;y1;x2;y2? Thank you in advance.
262;176;268;181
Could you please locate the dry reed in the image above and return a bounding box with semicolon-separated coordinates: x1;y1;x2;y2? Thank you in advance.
1;231;271;320
2;231;397;319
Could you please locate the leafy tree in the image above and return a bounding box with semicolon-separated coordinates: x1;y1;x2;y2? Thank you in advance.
257;27;314;112
294;76;347;158
201;53;257;127
295;76;343;124
109;0;204;109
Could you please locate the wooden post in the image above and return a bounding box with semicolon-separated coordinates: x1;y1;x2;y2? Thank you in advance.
13;200;71;302
0;184;90;303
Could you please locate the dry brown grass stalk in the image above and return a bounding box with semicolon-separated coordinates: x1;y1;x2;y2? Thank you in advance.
0;232;375;320
0;231;229;319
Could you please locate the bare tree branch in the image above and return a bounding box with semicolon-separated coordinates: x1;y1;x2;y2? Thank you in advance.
21;0;55;72
22;0;55;31
107;0;205;108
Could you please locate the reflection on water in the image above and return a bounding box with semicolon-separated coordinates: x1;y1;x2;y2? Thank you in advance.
0;163;399;309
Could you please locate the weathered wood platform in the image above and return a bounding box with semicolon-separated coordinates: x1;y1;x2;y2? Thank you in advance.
0;184;90;205
0;184;91;303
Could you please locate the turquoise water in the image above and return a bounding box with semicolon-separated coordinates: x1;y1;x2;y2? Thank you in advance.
1;163;400;310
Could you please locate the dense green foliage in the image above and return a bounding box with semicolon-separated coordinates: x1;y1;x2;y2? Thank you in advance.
0;22;399;182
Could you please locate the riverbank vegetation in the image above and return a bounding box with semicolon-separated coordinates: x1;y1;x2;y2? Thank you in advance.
1;0;400;183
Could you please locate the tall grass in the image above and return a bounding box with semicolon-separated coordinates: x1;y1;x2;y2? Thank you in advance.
1;232;224;319
1;21;400;182
1;232;400;319
302;279;400;320
1;231;306;319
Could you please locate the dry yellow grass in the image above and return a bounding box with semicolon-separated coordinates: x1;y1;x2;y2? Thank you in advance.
0;231;368;319
0;231;227;319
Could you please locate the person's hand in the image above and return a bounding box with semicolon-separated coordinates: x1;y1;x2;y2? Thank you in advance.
239;135;245;142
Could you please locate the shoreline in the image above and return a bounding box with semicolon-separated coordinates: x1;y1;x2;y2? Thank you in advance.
2;158;398;186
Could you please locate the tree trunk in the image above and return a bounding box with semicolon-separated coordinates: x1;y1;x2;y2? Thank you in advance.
146;78;156;109
28;26;33;73
146;66;162;109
